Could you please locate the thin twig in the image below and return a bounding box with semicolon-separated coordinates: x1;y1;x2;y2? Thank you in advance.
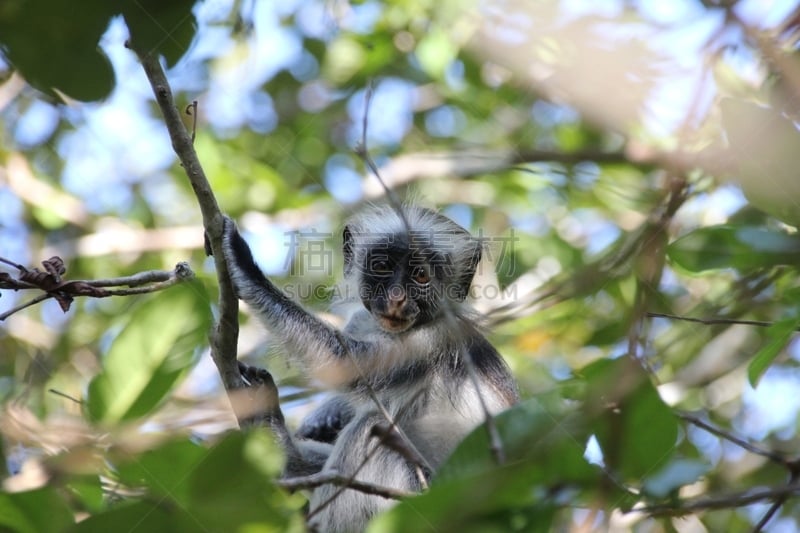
678;411;800;532
0;256;24;269
360;146;725;198
647;312;774;328
678;412;792;466
78;266;190;288
0;293;53;321
633;481;800;516
279;471;415;500
459;332;506;465
752;472;799;533
0;263;194;321
48;389;84;405
753;494;784;532
353;80;409;230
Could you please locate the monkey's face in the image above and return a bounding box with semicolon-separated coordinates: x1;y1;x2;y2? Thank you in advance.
344;212;481;334
359;247;438;333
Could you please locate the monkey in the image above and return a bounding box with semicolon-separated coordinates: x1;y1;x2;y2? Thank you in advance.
219;204;518;532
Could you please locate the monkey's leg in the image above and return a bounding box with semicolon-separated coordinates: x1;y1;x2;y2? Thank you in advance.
308;412;422;533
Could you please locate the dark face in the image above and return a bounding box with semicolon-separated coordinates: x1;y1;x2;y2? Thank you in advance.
342;216;482;334
359;243;442;334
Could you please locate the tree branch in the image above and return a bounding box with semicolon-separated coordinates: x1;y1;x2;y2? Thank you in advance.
362;145;706;198
278;470;415;501
128;40;244;395
633;481;800;517
678;411;800;531
0;261;194;321
678;412;794;467
647;312;774;329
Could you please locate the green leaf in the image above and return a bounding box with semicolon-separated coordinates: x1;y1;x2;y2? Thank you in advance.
371;399;605;532
0;0;116;101
581;357;678;482
115;439;209;507
667;225;800;272
747;317;799;387
66;476;105;513
69;501;186;532
369;495;557;533
77;433;303;532
0;488;74;533
186;430;305;532
437;397;593;484
122;0;197;67
87;282;210;423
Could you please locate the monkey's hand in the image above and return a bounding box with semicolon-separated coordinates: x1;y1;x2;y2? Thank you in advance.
296;395;355;443
203;215;239;257
203;229;213;257
237;361;286;426
218;215;274;304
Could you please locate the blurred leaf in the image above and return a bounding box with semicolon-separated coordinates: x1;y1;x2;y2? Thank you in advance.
323;36;366;84
115;439;209;507
0;0;196;101
186;430;305;532
747;317;800;387
87;282;210;422
0;487;74;533
0;0;116;101
580;357;678;483
720;99;800;226
66;476;105;513
668;225;800;272
416;29;457;79
372;398;609;532
78;432;303;532
122;0;197;67
437;397;592;483
70;500;188;532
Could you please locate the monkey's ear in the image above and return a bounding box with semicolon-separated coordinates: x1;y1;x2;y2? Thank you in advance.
343;226;355;276
453;240;482;301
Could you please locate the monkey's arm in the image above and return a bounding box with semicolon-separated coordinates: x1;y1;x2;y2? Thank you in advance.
221;217;369;373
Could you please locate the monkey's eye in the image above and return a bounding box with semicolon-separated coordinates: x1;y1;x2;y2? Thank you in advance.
370;259;392;276
411;266;430;285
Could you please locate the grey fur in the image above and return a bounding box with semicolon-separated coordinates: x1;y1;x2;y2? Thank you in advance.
221;205;518;532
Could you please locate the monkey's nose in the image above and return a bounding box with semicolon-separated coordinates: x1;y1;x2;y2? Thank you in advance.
386;286;406;312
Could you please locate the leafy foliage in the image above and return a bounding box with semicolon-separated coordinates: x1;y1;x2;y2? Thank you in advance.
0;0;196;101
87;282;210;423
2;0;800;531
668;226;800;272
70;431;304;532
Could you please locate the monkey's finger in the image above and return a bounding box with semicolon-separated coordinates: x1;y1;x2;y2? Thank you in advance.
203;230;213;256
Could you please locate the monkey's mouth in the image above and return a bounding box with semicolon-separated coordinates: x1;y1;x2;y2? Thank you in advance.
376;313;413;332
